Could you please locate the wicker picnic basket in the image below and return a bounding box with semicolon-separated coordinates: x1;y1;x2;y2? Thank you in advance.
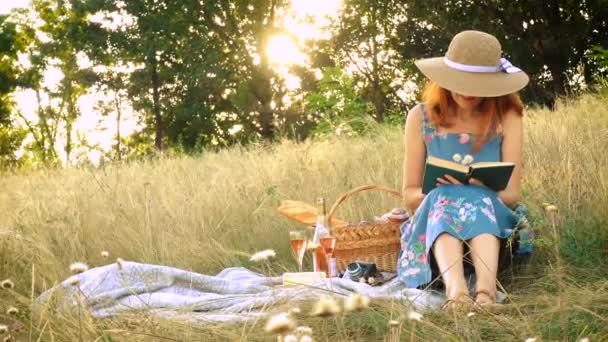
327;185;404;273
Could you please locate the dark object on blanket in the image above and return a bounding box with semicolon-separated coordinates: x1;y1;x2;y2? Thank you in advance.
346;261;377;282
343;261;394;286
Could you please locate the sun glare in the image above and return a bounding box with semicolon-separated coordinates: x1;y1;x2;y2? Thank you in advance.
265;0;343;90
266;35;307;66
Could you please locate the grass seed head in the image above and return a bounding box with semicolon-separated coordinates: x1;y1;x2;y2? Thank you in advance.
265;312;296;335
1;279;14;290
250;249;276;262
388;320;400;327
310;296;340;318
69;262;89;274
344;293;370;312
283;335;297;342
544;204;558;213
66;275;81;287
295;326;312;335
407;311;423;322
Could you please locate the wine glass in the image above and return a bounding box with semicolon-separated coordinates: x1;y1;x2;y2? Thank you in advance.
289;230;308;272
319;234;337;277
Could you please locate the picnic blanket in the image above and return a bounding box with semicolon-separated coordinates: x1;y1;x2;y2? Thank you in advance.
35;261;504;324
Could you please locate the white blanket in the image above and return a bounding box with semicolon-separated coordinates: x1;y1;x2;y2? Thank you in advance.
35;261;503;323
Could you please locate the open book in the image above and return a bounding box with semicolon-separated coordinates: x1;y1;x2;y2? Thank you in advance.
422;156;515;194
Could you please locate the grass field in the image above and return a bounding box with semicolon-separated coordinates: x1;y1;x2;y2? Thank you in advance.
1;93;607;341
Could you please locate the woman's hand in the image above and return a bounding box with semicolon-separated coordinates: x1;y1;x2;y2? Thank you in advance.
436;176;488;188
436;174;463;187
468;177;487;188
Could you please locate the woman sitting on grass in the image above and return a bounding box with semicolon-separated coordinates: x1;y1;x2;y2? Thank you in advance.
399;30;533;310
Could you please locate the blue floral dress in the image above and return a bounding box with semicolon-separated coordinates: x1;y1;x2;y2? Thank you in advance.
398;104;534;289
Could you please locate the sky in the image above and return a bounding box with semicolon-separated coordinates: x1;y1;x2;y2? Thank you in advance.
0;0;30;15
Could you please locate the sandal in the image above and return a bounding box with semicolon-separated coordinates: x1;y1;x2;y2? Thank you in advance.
472;289;502;313
441;293;474;313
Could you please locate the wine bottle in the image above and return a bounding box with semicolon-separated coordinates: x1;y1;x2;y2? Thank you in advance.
312;197;329;274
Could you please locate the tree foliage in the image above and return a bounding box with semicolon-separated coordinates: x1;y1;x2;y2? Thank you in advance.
0;0;605;167
394;0;608;106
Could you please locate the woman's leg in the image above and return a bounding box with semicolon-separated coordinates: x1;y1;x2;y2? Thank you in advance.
469;233;500;304
433;233;469;300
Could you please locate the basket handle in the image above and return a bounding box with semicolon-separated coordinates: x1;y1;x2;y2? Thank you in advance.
326;185;403;230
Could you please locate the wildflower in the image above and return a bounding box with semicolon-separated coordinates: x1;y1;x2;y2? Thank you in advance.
6;307;18;315
1;279;14;290
4;336;13;342
367;277;376;285
101;251;110;258
116;258;124;270
452;153;462;163
579;339;589;342
66;275;80;287
358;277;367;284
462;154;474;165
295;326;312;335
466;312;476;317
11;321;23;333
0;325;7;334
407;311;423;322
265;312;295;334
250;249;276;262
344;293;370;312
387;320;400;327
310;296;341;317
69;262;89;274
283;335;297;342
300;336;313;342
524;338;537;342
459;133;470;144
289;307;301;315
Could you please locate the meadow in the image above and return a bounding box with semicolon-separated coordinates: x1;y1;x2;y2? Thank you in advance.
1;94;607;341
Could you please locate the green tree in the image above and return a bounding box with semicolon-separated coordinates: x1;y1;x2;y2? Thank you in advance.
0;14;29;168
12;1;97;165
395;0;608;106
202;0;293;140
304;66;374;137
330;0;410;122
79;0;256;152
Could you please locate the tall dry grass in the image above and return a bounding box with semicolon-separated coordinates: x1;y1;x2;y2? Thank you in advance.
0;94;607;341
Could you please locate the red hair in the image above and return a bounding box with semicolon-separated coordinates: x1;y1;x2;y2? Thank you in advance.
422;81;524;153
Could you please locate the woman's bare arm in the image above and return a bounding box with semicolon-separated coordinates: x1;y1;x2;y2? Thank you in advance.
402;104;427;214
497;110;524;208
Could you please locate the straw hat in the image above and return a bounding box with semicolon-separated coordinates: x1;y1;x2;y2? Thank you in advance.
415;30;529;97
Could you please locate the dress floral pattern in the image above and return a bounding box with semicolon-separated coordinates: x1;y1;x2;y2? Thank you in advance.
398;104;534;288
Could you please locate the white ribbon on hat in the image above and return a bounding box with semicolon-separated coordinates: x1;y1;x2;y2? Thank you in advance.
443;57;522;74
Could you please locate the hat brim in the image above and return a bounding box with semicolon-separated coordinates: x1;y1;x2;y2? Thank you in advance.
415;57;529;97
